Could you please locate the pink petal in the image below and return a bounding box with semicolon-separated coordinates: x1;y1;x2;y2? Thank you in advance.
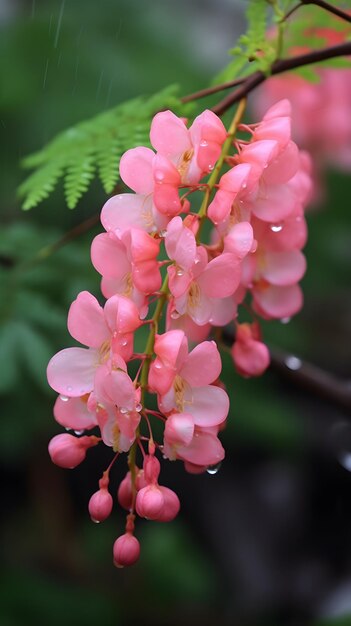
150;110;191;157
177;430;225;466
263;141;299;185
261;250;306;286
54;395;97;430
47;347;97;396
184;385;229;427
104;295;141;335
180;341;221;387
67;291;110;348
253;284;303;319
251;182;297;222
95;366;136;411
119;147;154;194
263;99;291;120
148;357;176;395
165;216;196;269
164;412;195;446
101;193;156;234
198;253;241;297
224;222;254;259
91;233;130;279
153;330;188;371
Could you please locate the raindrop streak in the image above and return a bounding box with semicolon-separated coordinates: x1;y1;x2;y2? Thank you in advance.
95;70;104;101
207;462;222;475
105;78;114;107
43;58;49;90
285;355;302;371
54;0;66;49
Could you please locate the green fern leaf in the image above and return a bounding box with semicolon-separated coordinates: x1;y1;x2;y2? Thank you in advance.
19;160;65;211
64;153;96;209
19;85;188;210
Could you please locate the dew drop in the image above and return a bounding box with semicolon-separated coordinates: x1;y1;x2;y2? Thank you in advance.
121;339;128;346
66;385;73;392
285;355;302;371
242;182;247;189
74;429;84;436
280;317;291;324
92;519;101;524
200;140;208;147
154;362;162;369
194;258;200;265
176;269;184;277
171;311;180;320
120;407;129;414
59;395;69;402
270;223;283;233
159;229;167;238
208;164;214;171
135;403;142;412
207;462;222;475
338;452;351;472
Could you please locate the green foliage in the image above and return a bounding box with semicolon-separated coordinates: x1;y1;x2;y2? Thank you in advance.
18;86;188;210
213;0;277;84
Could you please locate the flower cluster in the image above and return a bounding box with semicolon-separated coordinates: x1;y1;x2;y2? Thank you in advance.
254;24;351;181
47;99;312;567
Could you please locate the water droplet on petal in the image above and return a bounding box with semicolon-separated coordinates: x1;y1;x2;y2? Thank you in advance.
59;395;69;402
176;269;184;277
285;355;302;371
242;182;247;189
121;339;128;346
154;362;162;369
339;452;351;472
74;429;84;436
159;229;167;238
194;258;200;265
207;462;222;475
120;407;129;414
135;403;142;412
171;311;180;320
208;164;214;171
92;518;101;524
200;140;208;147
66;386;73;392
280;317;291;324
270;223;283;233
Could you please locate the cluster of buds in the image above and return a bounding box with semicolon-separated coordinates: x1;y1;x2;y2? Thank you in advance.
47;98;313;567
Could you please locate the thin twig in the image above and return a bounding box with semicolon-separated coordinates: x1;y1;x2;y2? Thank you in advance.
301;0;351;23
181;77;247;103
212;41;351;115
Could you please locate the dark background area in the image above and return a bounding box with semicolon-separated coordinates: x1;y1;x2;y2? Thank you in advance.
1;1;351;625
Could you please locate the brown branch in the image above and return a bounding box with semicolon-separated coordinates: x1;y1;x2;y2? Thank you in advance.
269;347;351;414
301;0;351;23
212;40;351;115
181;77;247;104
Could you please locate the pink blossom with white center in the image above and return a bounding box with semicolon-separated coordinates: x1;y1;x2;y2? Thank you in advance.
149;330;229;427
232;322;270;377
163;417;225;467
92;360;141;452
150;109;227;185
47;291;141;398
91;228;161;316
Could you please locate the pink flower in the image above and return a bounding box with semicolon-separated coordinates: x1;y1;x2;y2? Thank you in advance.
231;323;270;377
149;330;229;427
47;291;141;397
113;533;140;567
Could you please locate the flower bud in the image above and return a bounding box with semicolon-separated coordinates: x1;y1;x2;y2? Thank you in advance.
155;486;180;522
113;533;140;568
136;484;165;520
48;434;98;469
88;488;113;523
143;455;161;484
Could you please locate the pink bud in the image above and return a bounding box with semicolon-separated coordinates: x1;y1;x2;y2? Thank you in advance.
48;434;98;469
117;472;133;510
113;533;140;568
88;488;113;523
232;336;270;377
136;484;165;520
143;455;161;484
155;486;180;522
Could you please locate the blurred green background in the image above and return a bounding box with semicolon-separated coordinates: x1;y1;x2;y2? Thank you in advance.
1;1;351;625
